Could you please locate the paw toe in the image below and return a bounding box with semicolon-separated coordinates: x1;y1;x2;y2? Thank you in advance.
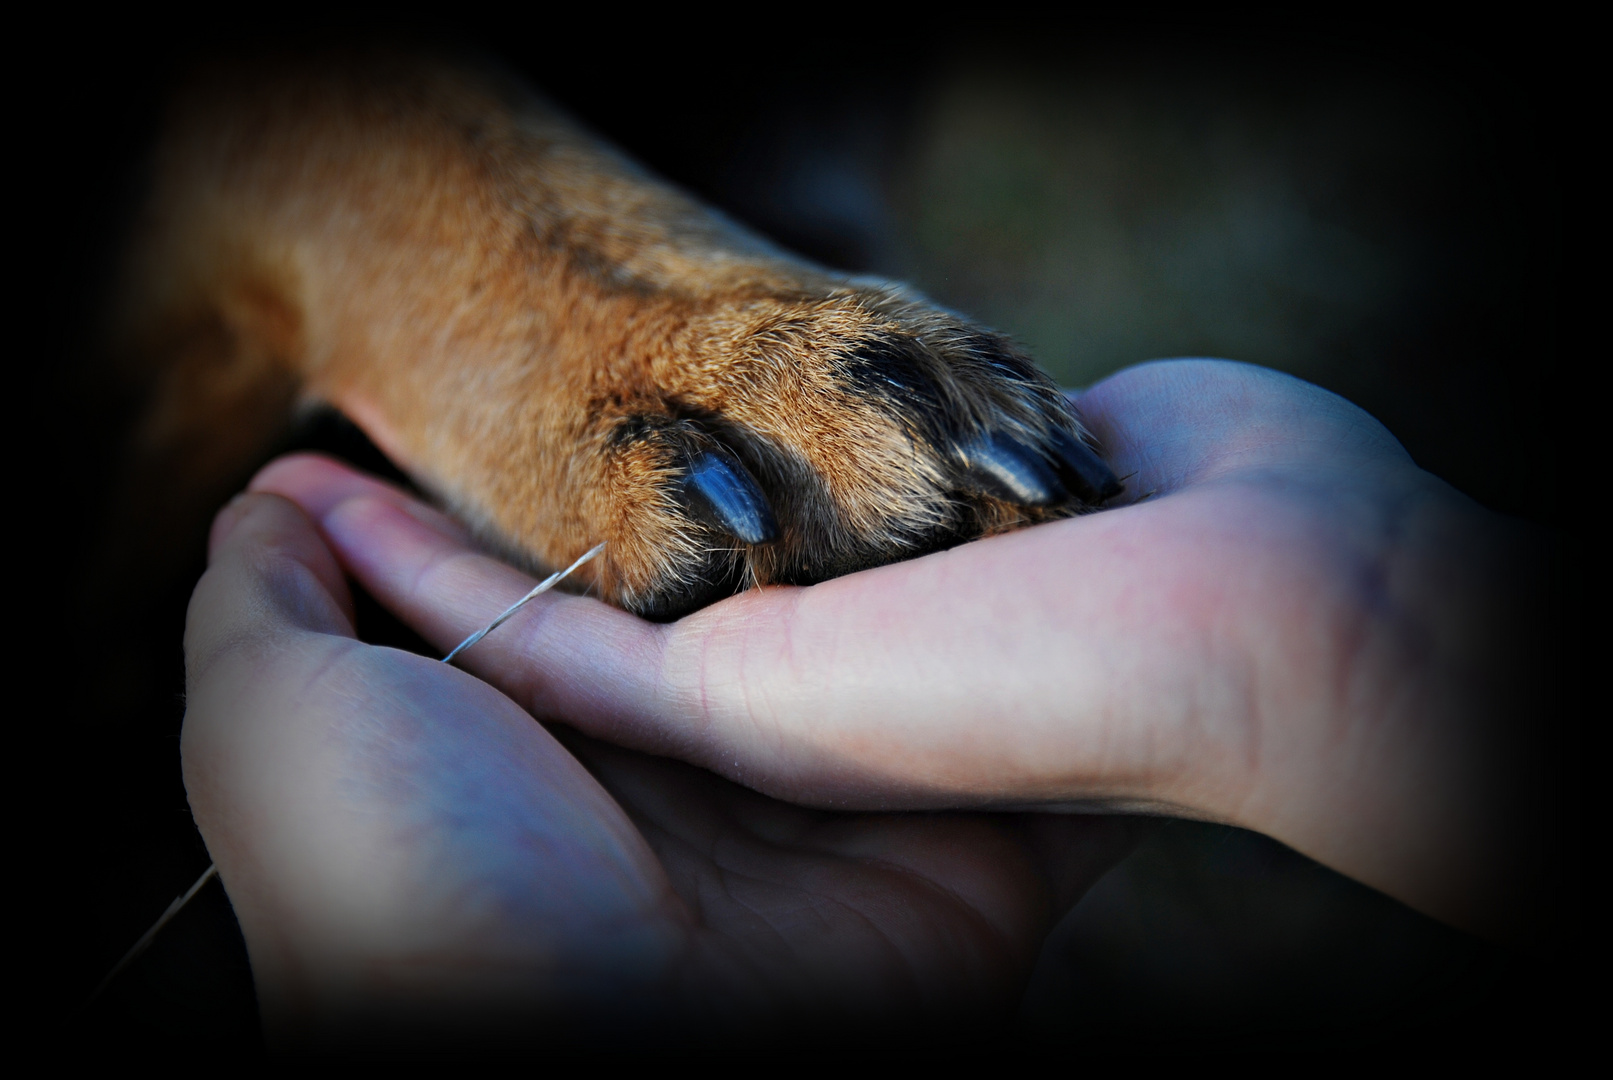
592;297;1125;618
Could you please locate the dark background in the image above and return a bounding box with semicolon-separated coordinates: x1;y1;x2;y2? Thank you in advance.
24;14;1564;1055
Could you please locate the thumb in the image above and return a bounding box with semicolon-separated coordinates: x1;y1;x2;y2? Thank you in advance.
185;492;357;688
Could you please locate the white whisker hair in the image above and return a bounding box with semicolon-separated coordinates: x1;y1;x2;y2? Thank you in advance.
92;540;608;1005
441;542;606;664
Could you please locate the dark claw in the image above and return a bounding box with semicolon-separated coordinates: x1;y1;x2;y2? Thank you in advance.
1048;427;1124;503
680;447;779;545
957;434;1067;506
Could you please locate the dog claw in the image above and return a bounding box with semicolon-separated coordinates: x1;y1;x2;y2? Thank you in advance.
680;448;779;545
957;434;1067;506
1048;427;1123;503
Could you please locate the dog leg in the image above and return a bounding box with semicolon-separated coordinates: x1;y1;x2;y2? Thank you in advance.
116;51;1121;618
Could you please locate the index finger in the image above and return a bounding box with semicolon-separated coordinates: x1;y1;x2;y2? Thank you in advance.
250;454;679;749
251;454;1205;813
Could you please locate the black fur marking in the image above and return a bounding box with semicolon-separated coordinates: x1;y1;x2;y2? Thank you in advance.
606;412;689;448
961;332;1040;383
635;551;747;622
836;337;953;446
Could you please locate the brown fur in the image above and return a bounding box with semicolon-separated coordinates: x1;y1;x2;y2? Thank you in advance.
114;50;1098;618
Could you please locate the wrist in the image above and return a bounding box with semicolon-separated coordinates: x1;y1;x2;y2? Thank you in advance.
1205;487;1554;944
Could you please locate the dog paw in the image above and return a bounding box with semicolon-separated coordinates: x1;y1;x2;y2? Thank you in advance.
575;285;1121;619
122;57;1120;623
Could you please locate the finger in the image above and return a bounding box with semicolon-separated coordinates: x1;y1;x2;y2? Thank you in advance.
187;477;681;1022
251;454;519;656
251;455;1195;810
252;454;674;743
250;453;474;543
186;492;356;684
1076;359;1411;497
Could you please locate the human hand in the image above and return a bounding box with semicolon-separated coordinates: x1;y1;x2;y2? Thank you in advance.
181;494;1136;1046
250;360;1554;946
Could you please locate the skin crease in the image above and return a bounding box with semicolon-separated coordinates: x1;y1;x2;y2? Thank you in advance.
185;359;1551;1040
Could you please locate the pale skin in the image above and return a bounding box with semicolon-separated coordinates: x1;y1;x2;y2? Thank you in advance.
182;359;1552;1041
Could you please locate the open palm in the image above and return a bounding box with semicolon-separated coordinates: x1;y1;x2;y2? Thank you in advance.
188;356;1546;1046
244;359;1547;946
181;494;1133;1045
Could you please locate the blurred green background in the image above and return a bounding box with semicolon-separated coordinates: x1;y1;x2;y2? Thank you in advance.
901;66;1459;388
592;39;1556;524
